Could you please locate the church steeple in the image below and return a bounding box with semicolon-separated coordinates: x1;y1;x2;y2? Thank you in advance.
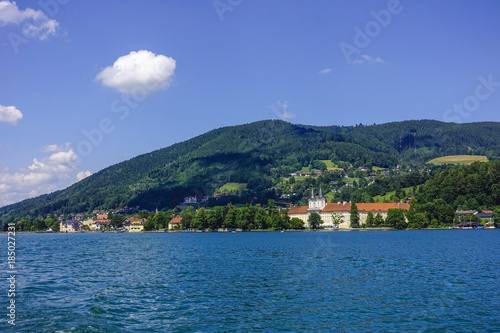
319;187;323;198
310;188;315;199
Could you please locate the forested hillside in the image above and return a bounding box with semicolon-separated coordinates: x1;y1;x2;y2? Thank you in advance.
412;161;500;219
1;119;500;225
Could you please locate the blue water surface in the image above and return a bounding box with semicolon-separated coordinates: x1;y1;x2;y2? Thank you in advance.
1;230;499;332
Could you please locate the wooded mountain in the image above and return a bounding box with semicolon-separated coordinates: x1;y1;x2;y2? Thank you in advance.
1;119;500;224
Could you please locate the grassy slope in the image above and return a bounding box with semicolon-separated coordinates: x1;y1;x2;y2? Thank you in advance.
217;183;247;194
428;155;488;165
320;160;338;169
372;186;421;203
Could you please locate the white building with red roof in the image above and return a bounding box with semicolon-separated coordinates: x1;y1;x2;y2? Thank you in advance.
288;189;409;228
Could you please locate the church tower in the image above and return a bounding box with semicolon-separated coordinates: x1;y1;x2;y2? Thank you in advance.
308;188;326;211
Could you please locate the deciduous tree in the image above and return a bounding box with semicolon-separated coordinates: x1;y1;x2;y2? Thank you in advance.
308;213;323;229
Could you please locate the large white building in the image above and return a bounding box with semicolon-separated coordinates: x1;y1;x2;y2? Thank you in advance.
288;189;410;228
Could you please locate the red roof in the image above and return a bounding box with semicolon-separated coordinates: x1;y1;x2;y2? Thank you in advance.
288;206;308;214
289;202;410;214
169;217;182;224
322;203;351;212
128;217;145;223
356;203;410;212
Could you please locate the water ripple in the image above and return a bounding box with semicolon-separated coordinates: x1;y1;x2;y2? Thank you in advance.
0;230;499;332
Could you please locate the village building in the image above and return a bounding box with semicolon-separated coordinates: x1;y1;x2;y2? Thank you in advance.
97;214;109;220
91;219;110;231
129;218;145;232
168;217;182;230
125;218;146;232
184;196;198;204
60;220;82;232
455;210;478;218
288;189;410;228
476;210;493;221
82;219;94;228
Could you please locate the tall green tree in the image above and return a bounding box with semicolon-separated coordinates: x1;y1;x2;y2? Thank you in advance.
36;218;46;230
407;212;427;229
154;211;169;229
238;204;257;229
289;217;305;229
208;206;224;229
386;209;407;230
181;206;196;229
350;203;360;228
194;207;208;229
374;213;384;227
365;212;375;227
308;213;323;229
224;205;237;229
44;218;55;229
51;219;60;232
493;207;500;223
16;219;27;232
143;218;155;231
111;214;124;228
255;205;268;229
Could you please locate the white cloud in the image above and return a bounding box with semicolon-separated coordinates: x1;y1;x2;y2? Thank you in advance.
77;170;92;181
319;68;331;75
40;144;59;152
0;143;87;206
0;105;22;124
270;100;296;120
352;55;385;65
96;50;176;95
0;1;58;40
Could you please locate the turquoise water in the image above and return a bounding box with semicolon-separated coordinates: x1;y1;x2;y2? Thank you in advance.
1;230;499;332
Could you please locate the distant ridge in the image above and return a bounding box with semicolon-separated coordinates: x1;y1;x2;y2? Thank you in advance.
1;119;500;224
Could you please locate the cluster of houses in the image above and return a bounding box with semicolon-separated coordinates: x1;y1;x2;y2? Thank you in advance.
184;195;210;204
183;193;235;204
455;210;495;228
60;216;147;233
55;192;496;232
59;215;186;233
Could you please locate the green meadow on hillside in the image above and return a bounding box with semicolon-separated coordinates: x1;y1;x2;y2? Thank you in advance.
217;182;247;194
428;155;488;165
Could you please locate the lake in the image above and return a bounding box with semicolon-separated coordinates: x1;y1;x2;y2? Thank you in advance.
1;230;499;332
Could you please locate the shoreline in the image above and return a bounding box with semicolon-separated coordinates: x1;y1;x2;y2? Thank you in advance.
1;227;497;234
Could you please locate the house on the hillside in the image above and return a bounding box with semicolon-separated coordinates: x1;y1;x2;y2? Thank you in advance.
97;214;109;220
184;196;198;204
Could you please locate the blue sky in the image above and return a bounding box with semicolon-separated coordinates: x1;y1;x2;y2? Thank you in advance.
0;0;499;206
